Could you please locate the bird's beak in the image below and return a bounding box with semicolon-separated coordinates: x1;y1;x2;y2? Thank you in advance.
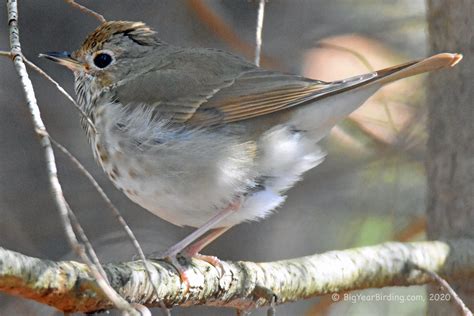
39;51;83;71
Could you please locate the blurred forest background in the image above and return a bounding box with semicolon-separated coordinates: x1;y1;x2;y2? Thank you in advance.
0;1;437;315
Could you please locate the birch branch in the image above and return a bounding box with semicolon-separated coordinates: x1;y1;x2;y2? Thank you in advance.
1;239;474;313
6;1;138;314
254;0;266;66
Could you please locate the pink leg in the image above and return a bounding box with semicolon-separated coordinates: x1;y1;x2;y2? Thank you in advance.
183;226;231;256
162;203;239;293
162;201;239;257
181;227;232;277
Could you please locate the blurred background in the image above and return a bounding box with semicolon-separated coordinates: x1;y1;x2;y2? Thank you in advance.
0;1;432;315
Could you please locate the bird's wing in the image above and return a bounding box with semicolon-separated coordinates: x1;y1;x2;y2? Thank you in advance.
188;70;361;125
189;53;461;125
115;50;461;126
112;49;244;122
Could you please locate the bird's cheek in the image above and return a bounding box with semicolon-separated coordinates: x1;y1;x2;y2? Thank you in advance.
96;72;114;88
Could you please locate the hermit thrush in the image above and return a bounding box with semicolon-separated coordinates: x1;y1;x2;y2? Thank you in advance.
41;21;461;262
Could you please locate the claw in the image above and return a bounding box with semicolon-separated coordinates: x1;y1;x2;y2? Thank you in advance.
164;255;191;295
163;250;226;296
188;253;225;278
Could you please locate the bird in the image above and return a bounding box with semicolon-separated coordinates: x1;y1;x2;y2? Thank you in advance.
41;21;462;266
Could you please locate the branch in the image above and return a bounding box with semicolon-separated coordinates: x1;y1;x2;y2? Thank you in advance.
0;51;96;133
411;263;473;316
254;0;266;66
64;0;106;23
2;239;474;313
6;1;137;314
186;0;279;69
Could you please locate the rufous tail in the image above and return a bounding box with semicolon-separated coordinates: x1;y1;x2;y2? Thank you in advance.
375;53;462;85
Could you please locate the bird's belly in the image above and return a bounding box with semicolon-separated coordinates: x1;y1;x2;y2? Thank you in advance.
94;145;244;226
90;120;259;227
90;105;327;228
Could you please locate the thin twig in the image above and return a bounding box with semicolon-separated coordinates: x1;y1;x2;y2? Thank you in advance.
62;203;129;310
255;0;266;66
65;203;109;281
25;56;97;134
317;42;375;72
6;1;137;314
411;263;473;316
2;50;159;312
65;0;106;23
49;136;169;315
316;41;399;133
186;0;279;69
0;51;96;133
4;40;165;316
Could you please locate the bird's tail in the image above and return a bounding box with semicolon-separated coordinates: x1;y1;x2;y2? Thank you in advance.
373;53;462;85
289;53;462;141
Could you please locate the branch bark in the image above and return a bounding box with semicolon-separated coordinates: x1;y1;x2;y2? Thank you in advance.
6;0;139;314
2;239;474;313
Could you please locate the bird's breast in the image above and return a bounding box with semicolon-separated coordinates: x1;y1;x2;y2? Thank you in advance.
87;102;261;226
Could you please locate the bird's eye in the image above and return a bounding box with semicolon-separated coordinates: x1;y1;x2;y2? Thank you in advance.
93;53;113;68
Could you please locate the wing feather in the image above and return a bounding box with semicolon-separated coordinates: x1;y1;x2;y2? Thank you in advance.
114;47;461;127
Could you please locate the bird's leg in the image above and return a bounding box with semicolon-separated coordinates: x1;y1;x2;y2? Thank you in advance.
162;201;240;257
181;226;232;276
183;226;231;256
161;201;240;291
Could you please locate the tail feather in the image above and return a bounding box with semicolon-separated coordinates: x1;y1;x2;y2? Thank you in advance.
312;53;462;102
374;53;463;85
289;53;462;140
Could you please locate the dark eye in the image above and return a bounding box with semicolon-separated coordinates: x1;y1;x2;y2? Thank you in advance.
93;53;112;68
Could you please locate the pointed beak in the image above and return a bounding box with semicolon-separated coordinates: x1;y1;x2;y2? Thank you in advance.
39;51;83;71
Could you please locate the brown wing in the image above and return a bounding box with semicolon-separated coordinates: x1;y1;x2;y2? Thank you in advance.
115;49;461;127
186;70;373;125
186;53;462;126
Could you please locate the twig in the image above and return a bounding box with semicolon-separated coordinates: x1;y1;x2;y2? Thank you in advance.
65;0;106;23
395;216;426;242
411;263;473;316
2;48;162;313
316;41;399;133
317;42;375;71
0;51;96;133
65;203;108;281
6;1;137;314
1;49;158;312
49;136;169;315
186;0;279;69
255;0;266;66
23;56;97;134
0;51;94;129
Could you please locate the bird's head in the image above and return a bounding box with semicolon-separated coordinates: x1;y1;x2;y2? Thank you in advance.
41;21;160;90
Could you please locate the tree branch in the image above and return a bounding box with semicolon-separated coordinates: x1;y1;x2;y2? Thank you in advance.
64;0;106;23
254;0;266;66
6;1;138;314
1;239;474;313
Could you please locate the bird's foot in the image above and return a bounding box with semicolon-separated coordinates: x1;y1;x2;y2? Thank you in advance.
180;243;226;278
143;249;193;293
163;254;192;294
162;249;225;295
